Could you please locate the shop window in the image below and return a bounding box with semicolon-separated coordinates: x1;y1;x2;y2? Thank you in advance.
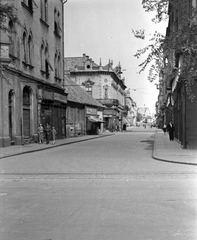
23;86;31;137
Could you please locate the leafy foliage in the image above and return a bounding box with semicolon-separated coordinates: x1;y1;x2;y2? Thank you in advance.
0;3;17;31
133;0;197;101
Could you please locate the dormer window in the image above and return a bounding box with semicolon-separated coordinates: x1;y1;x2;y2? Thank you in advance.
82;79;94;96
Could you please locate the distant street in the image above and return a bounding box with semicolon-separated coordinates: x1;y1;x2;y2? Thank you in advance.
0;127;197;240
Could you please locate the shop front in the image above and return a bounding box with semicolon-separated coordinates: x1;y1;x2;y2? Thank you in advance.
38;89;67;139
103;108;119;132
86;107;104;134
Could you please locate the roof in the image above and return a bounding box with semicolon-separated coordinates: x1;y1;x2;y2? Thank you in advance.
64;75;103;108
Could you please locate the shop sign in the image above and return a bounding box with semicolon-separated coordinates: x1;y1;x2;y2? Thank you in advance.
54;92;67;103
104;109;117;116
43;90;53;100
86;107;97;115
104;115;112;117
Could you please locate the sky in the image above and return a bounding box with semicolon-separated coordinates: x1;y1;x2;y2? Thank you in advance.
64;0;168;114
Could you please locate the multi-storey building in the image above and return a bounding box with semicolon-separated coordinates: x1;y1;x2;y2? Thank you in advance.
125;89;137;126
64;75;104;137
64;54;127;132
0;0;67;147
157;0;197;148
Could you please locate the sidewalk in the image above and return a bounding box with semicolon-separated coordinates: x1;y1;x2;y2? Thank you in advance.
0;132;114;159
153;129;197;166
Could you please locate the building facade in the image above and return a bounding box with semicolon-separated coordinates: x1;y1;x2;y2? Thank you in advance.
125;89;137;126
64;54;127;132
157;0;197;148
0;0;67;147
64;76;104;137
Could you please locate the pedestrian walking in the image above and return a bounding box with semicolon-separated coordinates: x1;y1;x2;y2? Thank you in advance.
122;123;126;132
163;123;167;135
51;126;57;144
37;123;44;143
45;123;51;144
167;121;175;141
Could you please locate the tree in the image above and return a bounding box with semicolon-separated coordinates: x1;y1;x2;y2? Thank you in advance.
0;3;18;81
0;3;18;31
137;112;143;122
132;0;197;101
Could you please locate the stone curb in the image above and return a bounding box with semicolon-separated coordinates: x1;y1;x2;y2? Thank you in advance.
152;133;197;166
0;133;114;160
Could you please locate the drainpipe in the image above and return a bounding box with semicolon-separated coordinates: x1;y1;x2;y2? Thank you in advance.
62;0;68;137
182;85;186;148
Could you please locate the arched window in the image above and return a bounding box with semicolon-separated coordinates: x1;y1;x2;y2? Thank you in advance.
54;52;57;77
27;34;32;65
28;0;33;11
58;53;61;78
104;85;109;99
40;42;44;70
8;20;15;56
44;0;48;22
54;8;61;37
45;45;49;74
41;0;48;22
22;32;27;62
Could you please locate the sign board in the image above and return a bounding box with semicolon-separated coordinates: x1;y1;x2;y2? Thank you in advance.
86;107;97;115
43;91;53;100
54;92;67;103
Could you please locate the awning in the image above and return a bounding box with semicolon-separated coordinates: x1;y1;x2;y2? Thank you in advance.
122;117;130;125
87;116;104;123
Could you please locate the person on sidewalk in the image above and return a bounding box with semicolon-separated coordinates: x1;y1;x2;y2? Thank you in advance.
45;123;51;144
51;127;57;144
163;123;167;135
37;123;44;143
167;121;175;141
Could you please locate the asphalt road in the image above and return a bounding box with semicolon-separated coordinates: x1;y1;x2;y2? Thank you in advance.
0;128;197;240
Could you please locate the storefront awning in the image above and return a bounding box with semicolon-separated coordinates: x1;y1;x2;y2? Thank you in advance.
122;117;130;124
87;116;104;123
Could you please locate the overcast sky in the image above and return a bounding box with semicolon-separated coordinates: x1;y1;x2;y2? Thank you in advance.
64;0;168;113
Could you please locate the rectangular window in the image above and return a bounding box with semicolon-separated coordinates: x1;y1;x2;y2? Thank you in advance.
85;86;92;95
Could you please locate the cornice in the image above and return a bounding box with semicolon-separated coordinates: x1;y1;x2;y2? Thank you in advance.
70;70;127;89
4;66;66;94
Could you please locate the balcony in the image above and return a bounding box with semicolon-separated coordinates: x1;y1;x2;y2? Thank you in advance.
97;99;119;107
